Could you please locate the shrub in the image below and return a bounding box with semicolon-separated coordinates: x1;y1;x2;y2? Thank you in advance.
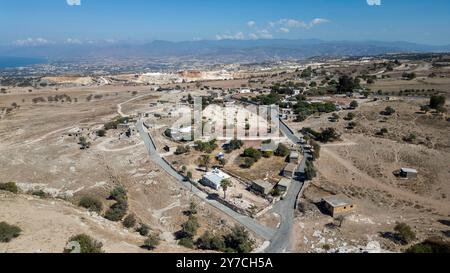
104;200;128;222
275;143;290;157
241;157;256;169
420;105;430;113
196;231;225;251
123;214;137;228
31;190;50;198
402;72;416;80
179;216;200;239
406;237;450;253
78;136;91;149
430;95;446;110
305;160;317;181
178;237;194;249
164;128;172;138
185;201;198;216
64;234;103;253
225;139;243;152
0;182;19;194
0;222;21;243
311;141;321;159
175;145;190;155
194;139;218;153
104;116;130;131
350;101;359;109
262;151;273;158
317;128;339;143
383;106;396;116
142;233;160;250
109;186;127;202
243;147;262;161
403;134;416;143
344;112;355;121
78;196;103;213
223;225;254;253
136;224;150;236
97;129;106;137
394;223;416;245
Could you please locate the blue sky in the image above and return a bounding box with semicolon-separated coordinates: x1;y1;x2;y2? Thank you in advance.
1;0;450;45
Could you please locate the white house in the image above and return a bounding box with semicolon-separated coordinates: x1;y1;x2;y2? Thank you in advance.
201;169;230;190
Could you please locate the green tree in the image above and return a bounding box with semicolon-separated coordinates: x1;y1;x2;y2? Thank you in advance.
243;147;262;161
223;225;254;253
197;155;211;172
186;171;193;180
305;160;317;181
109;186;127;202
384;106;396;116
196;231;225;251
186;201;198;216
64;234;103;253
142;233;160;251
420;105;431;113
394;223;416;245
350;101;359;109
180;216;200;240
221;179;232;199
78;196;103;213
406;237;450;253
97;129;106;137
275;143;290;157
104;200;128;222
0;182;19;194
429;95;446;110
136;224;150;236
0;222;21;243
123;214;137;228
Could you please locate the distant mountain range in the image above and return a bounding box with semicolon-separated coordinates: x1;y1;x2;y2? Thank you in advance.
1;39;449;64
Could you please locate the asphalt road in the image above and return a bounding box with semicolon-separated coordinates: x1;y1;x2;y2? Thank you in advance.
263;120;308;253
136;119;276;241
136;116;308;252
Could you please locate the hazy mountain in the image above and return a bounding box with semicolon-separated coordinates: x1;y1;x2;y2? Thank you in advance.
1;39;449;63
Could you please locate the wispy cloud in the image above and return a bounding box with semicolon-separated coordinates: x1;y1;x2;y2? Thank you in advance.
66;0;81;6
13;37;52;46
270;18;330;30
249;29;273;40
64;38;83;44
215;32;245;40
216;17;329;40
367;0;381;6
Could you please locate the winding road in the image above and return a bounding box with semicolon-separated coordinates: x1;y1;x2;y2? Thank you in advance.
136;119;276;241
126;93;308;252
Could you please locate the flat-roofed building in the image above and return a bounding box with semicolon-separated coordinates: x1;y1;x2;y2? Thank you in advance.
276;178;291;192
322;194;356;217
201;169;230;191
289;151;300;164
283;163;297;178
251;180;274;195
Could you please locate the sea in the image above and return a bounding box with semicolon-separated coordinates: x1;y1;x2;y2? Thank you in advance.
0;56;47;69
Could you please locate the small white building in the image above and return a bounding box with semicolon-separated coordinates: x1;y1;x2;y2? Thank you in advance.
201;169;230;190
400;168;418;179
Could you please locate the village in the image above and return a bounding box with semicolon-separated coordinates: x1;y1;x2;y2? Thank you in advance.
1;53;449;254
